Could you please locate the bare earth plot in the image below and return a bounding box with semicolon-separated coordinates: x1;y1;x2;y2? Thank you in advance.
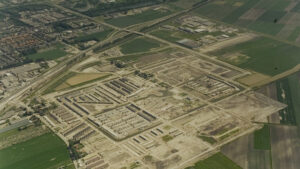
216;91;286;122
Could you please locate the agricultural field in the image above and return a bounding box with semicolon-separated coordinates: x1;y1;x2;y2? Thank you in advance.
221;133;272;169
0;133;74;169
208;36;300;76
270;125;300;169
150;29;182;42
25;43;68;62
253;125;271;150
105;7;173;28
73;29;114;43
276;72;300;125
258;71;300;125
222;71;300;169
194;0;300;42
120;37;163;54
186;152;242;169
227;123;299;169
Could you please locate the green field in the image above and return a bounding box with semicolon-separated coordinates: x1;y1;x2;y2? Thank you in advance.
186;152;242;169
120;37;161;54
194;2;239;20
198;135;217;144
247;21;284;35
209;37;300;76
0;133;74;169
109;47;172;64
74;29;113;42
108;53;145;63
254;125;271;150
276;72;300;125
105;9;172;28
257;10;286;22
222;0;260;24
291;2;300;12
26;44;67;61
150;29;181;42
43;72;75;94
287;27;300;42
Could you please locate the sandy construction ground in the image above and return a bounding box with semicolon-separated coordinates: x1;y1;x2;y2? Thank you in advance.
217;92;286;122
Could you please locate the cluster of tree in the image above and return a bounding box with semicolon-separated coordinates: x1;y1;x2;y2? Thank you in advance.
21;48;37;56
134;70;153;79
68;139;86;160
39;61;49;69
29;98;58;116
52;21;73;32
110;60;126;68
29;115;42;126
18;126;28;131
0;58;30;70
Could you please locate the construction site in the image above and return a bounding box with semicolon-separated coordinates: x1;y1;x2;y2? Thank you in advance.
38;46;286;169
0;0;298;168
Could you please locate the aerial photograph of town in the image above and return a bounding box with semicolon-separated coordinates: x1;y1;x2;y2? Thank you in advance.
0;0;299;169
